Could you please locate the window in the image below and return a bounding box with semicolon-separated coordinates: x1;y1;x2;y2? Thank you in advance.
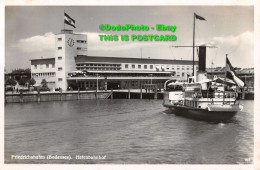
46;64;49;68
182;68;185;70
58;67;62;71
138;65;141;69
177;68;180;70
132;64;135;69
77;40;87;43
58;38;62;41
144;65;147;69
58;56;62;60
52;64;55;68
34;65;37;69
125;64;128;69
182;73;185;77
58;47;62;50
77;47;81;50
58;78;62;81
150;65;153;69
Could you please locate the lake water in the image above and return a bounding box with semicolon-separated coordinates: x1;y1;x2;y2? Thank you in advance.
5;99;254;164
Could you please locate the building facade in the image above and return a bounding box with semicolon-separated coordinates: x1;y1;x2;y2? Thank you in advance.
30;30;198;91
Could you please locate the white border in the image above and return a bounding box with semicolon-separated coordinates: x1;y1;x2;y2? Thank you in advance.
0;1;259;170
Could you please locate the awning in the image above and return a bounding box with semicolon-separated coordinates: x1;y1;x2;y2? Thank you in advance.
214;77;236;86
197;79;213;84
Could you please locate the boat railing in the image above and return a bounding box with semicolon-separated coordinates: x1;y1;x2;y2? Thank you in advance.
200;91;237;99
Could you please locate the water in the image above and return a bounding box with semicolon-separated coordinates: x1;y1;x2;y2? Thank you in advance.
5;99;254;164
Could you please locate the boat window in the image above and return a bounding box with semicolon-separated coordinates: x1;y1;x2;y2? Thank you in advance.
167;84;183;91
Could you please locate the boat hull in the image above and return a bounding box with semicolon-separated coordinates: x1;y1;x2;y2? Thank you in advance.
164;104;237;122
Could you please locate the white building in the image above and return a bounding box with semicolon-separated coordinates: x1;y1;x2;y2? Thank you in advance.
31;29;198;91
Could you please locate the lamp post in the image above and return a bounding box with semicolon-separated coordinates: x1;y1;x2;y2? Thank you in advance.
96;73;99;92
149;74;153;84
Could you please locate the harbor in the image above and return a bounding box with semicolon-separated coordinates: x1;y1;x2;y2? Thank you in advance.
4;88;253;103
5;99;254;164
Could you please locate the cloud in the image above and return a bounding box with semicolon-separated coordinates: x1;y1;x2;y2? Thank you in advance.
197;31;254;68
13;32;55;54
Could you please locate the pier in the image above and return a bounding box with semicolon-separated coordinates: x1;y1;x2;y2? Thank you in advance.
4;89;165;103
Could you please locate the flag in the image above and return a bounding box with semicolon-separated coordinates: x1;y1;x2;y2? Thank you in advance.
195;13;206;21
226;57;244;88
64;12;76;28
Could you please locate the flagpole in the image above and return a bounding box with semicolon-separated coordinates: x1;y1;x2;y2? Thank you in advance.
64;10;65;30
192;13;195;77
223;54;227;104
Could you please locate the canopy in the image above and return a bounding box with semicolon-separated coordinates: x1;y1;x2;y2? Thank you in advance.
196;78;213;84
213;77;236;86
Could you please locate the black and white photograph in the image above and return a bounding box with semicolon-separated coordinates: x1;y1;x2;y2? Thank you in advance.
2;3;258;170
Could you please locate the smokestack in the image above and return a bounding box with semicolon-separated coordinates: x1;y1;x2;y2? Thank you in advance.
198;46;206;72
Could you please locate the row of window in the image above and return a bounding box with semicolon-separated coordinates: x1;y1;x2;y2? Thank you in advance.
77;47;88;51
58;47;87;50
34;64;55;69
77;67;120;71
77;80;165;89
57;38;87;44
77;63;121;67
33;65;62;71
32;72;56;77
78;81;98;88
125;64;153;69
125;64;198;70
176;72;193;77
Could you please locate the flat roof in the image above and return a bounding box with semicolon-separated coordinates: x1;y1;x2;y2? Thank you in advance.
75;55;198;65
30;58;55;65
86;70;174;74
30;58;55;61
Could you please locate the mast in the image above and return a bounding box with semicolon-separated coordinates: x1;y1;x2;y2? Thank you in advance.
223;54;227;104
192;13;196;76
64;10;65;30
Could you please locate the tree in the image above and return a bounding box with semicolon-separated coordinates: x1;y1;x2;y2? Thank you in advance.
29;78;36;86
18;78;28;86
11;68;31;74
41;79;48;88
5;78;17;86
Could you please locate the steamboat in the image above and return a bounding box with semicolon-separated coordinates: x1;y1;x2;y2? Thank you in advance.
162;13;244;121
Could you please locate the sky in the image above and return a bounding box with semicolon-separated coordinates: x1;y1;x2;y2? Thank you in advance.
5;6;254;72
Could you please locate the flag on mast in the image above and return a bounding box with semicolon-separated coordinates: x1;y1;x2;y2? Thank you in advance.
195;13;206;21
226;57;244;88
64;12;76;28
